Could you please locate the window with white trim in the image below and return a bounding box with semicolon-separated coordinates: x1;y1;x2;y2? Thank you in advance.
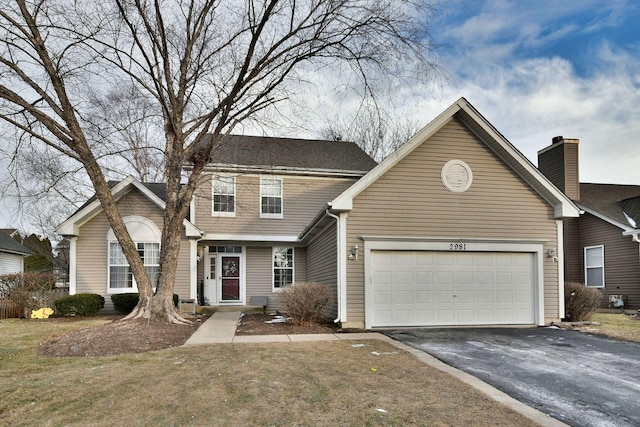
109;242;160;291
212;175;235;216
273;247;294;290
260;178;283;218
585;245;604;287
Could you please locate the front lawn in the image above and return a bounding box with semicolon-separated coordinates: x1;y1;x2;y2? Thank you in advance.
589;312;640;342
0;318;538;426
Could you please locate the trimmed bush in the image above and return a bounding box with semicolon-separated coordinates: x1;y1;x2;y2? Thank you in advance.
565;282;602;321
279;282;333;326
110;293;181;314
111;293;140;314
54;293;105;317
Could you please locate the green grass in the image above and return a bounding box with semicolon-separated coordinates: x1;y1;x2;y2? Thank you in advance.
0;318;539;427
590;312;640;342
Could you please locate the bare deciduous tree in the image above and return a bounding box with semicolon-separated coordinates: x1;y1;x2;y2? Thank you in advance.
0;0;441;323
320;103;422;161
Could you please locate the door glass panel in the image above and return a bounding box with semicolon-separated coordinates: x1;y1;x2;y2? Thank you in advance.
209;256;216;279
221;256;240;301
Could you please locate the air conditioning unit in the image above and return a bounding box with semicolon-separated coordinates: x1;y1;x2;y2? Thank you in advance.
608;295;625;308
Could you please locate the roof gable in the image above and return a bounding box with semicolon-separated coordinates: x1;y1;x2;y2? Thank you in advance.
204;135;377;176
56;176;201;237
330;98;580;219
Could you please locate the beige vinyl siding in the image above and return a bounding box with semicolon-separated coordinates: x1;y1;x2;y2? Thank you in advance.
346;117;560;324
75;188;191;311
576;213;640;309
305;221;338;318
245;246;306;311
194;175;356;236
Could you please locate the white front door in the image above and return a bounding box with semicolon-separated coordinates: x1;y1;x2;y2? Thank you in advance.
203;247;244;305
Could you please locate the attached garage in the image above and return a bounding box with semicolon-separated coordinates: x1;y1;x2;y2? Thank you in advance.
326;98;581;329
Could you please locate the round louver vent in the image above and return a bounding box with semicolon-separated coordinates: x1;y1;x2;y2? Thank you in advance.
441;159;473;193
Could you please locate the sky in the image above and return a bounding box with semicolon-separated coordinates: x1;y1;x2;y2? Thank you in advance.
395;0;640;185
1;0;639;233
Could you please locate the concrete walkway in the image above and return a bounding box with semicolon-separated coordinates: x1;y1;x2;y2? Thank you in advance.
182;312;567;427
183;311;383;345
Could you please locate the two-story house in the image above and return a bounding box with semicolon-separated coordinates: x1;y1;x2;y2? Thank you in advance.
57;98;580;328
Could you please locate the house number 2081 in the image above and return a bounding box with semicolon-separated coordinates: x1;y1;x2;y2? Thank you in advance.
449;243;466;251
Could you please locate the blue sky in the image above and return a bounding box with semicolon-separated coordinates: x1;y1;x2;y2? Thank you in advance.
414;0;640;184
2;0;639;232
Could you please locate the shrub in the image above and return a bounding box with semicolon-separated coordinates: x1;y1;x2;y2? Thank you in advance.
110;293;181;314
54;293;105;317
565;282;602;321
0;272;57;313
278;282;333;326
111;293;140;314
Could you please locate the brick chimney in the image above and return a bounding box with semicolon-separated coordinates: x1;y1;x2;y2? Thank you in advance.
537;136;580;200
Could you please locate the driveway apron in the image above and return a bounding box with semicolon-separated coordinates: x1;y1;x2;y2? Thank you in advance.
385;327;640;427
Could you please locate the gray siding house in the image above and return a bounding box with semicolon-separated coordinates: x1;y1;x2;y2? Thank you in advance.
57;98;581;327
538;138;640;309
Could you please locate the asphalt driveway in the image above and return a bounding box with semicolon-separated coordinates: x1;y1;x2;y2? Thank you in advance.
384;327;640;427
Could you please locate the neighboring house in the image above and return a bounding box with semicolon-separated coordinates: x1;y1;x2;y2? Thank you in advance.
57;98;581;327
538;138;640;309
0;230;31;275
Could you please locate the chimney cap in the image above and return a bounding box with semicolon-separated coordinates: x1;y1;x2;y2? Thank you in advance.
552;136;564;144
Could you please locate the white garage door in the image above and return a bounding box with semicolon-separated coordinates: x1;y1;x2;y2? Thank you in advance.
369;251;535;327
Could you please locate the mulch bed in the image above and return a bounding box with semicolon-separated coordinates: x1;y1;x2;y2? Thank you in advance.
235;313;342;335
39;315;205;357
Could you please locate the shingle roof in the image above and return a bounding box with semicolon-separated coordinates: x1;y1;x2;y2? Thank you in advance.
208;135;377;173
0;231;31;256
579;183;640;229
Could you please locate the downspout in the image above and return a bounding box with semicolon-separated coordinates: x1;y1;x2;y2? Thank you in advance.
326;209;342;323
556;219;565;320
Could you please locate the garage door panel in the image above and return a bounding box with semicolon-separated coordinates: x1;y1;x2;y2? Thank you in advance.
394;291;413;304
436;271;454;284
415;290;434;303
373;271;392;285
394;271;413;285
415;271;433;284
415;311;435;323
456;271;474;284
456;290;475;304
370;250;535;327
373;290;392;304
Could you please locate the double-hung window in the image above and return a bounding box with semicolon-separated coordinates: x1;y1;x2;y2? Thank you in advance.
260;178;283;218
212;176;236;217
273;247;294;290
584;245;604;287
109;242;160;291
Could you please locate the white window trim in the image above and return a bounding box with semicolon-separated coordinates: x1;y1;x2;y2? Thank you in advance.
260;177;283;219
107;241;161;294
272;247;294;292
584;245;605;288
211;175;236;217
